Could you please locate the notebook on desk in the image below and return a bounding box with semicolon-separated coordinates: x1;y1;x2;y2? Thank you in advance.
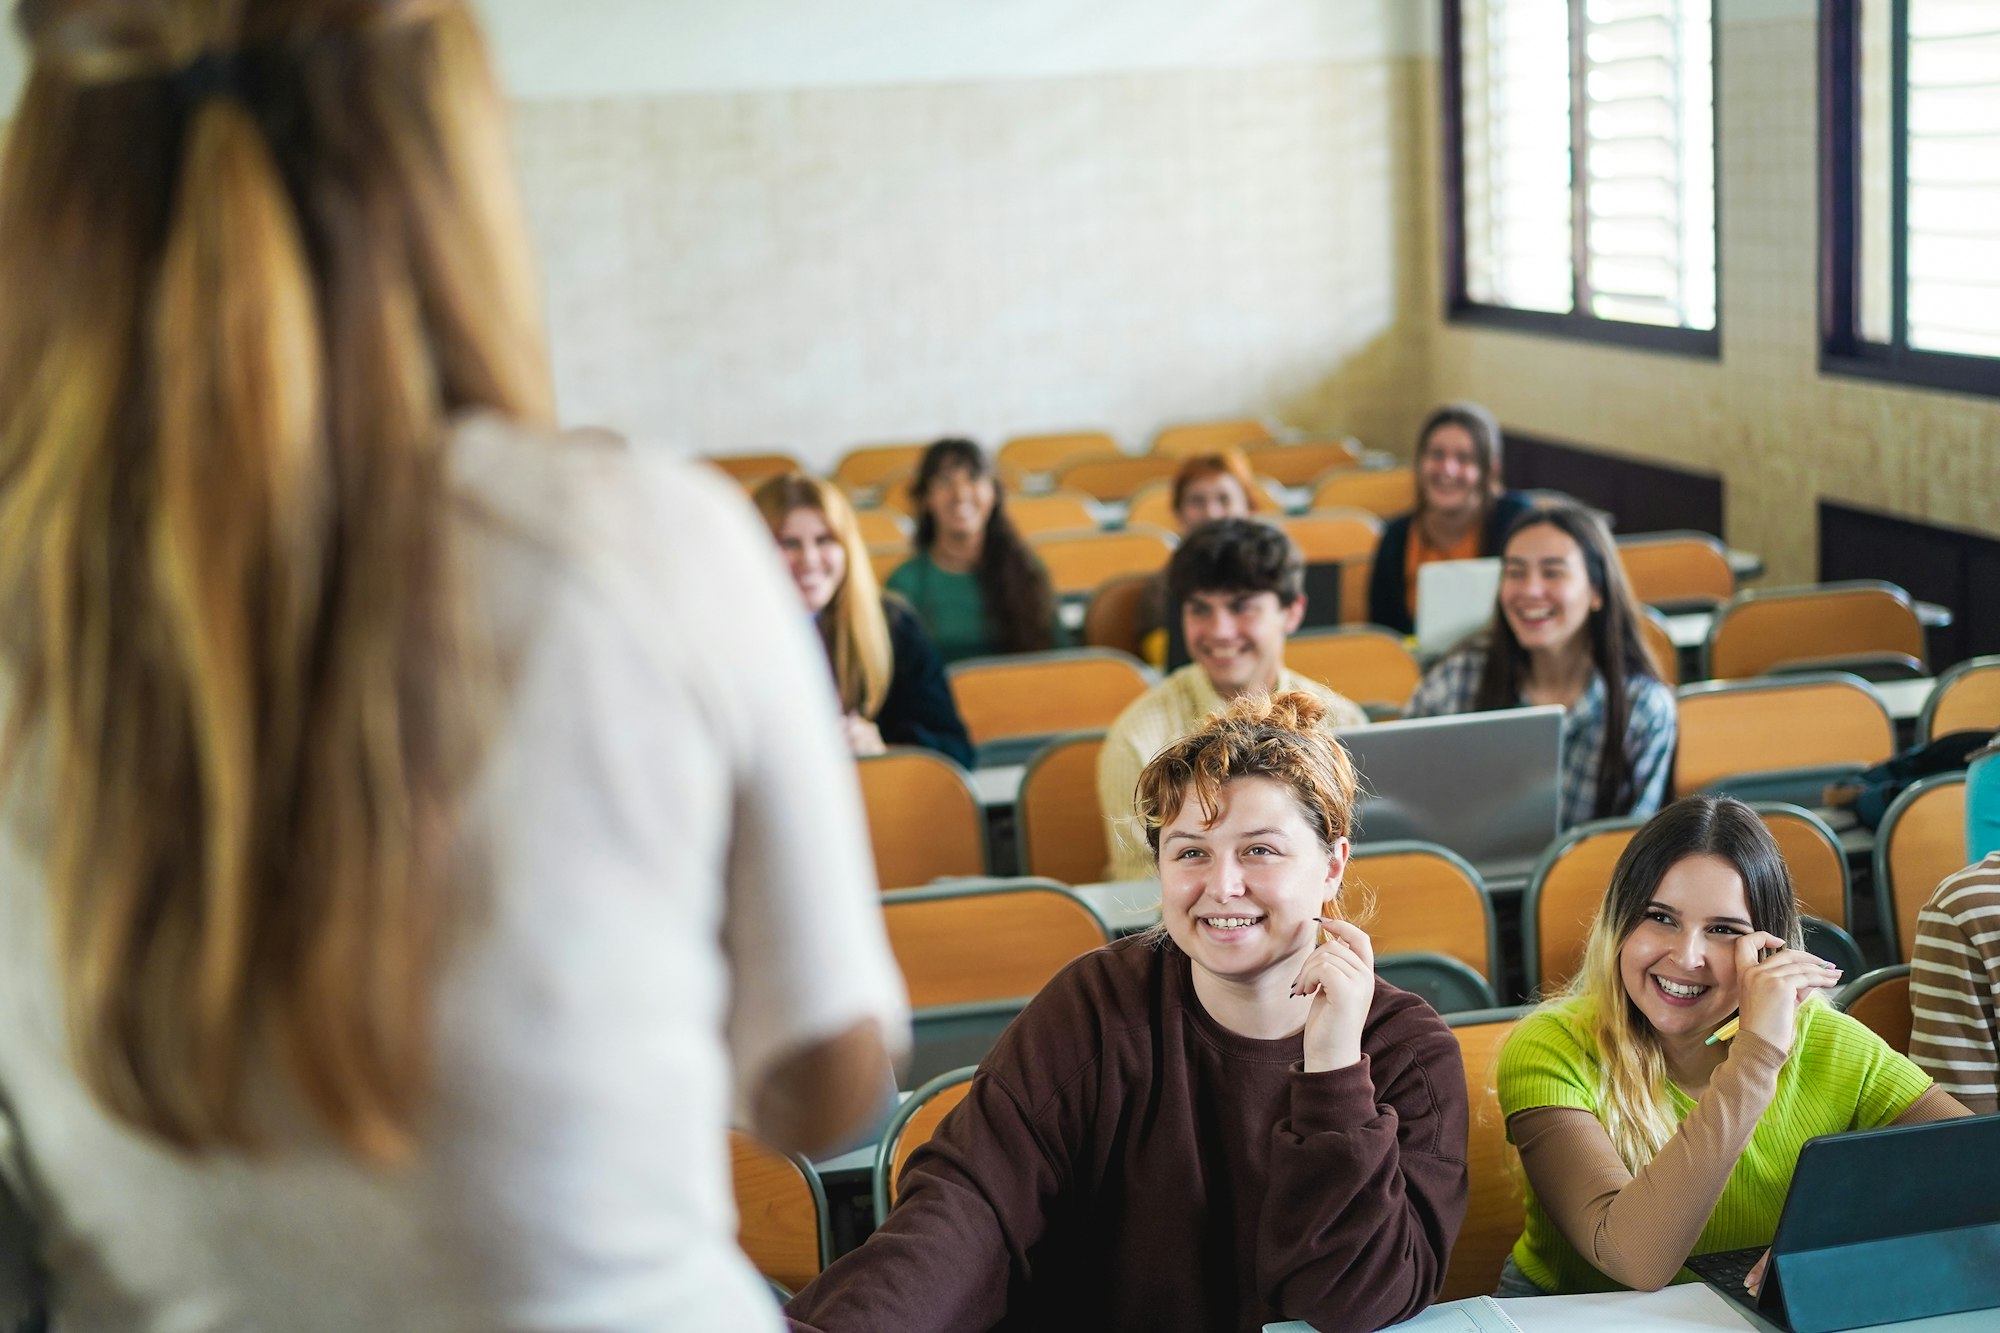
1336;705;1563;886
1415;556;1501;660
1683;1113;2000;1333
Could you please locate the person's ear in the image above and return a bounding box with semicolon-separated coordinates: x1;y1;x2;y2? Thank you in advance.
1282;596;1307;635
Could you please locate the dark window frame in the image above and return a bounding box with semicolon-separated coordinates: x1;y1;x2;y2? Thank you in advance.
1441;0;1723;359
1820;0;2000;400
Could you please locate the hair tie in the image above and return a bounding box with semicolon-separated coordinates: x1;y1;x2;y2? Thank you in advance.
172;50;243;110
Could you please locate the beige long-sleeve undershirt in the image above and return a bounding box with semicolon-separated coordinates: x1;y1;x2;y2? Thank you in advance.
1509;1032;1967;1291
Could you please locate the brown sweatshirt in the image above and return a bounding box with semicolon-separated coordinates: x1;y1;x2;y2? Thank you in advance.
785;936;1469;1333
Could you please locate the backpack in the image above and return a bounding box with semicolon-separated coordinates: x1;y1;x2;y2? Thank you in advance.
1843;730;1992;831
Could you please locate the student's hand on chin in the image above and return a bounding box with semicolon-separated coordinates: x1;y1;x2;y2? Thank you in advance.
1734;932;1842;1055
1294;919;1373;1073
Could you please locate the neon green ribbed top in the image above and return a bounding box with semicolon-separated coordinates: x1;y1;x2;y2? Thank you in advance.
1497;996;1931;1294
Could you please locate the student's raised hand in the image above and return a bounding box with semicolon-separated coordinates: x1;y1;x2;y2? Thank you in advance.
840;713;886;757
1293;918;1374;1073
1733;931;1842;1055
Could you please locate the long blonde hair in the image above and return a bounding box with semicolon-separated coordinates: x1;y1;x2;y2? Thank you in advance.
752;473;893;718
1564;797;1803;1172
0;0;552;1159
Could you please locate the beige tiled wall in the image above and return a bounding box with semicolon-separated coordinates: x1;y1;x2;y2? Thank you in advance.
1414;14;2000;586
511;59;1430;471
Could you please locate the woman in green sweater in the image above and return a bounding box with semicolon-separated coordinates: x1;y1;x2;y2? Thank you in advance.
886;438;1053;664
1496;795;1971;1297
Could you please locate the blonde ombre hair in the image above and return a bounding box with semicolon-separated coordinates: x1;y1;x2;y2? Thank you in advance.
0;0;551;1159
1562;796;1804;1172
752;472;894;719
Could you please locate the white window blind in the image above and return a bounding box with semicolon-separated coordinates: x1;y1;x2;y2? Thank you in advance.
1883;0;2000;357
1458;0;1715;331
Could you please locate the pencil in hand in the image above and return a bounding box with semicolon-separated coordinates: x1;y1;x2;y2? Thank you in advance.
1704;1016;1740;1047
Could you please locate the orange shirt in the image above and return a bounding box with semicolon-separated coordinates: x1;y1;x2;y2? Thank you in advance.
1403;517;1482;619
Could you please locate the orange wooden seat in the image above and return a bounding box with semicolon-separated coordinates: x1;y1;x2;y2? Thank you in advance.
881;880;1110;1010
1617;531;1735;609
998;431;1119;478
1310;467;1417;519
1276;510;1382;564
1523;817;1648;994
707;451;805;489
1285;627;1421;714
1057;453;1184;501
1017;732;1112;886
730;1130;828;1295
852;507;908;547
833;443;928;490
1344;842;1497;983
1123;483;1179;531
1837;965;1913;1055
1150;417;1274;458
1442;1007;1530;1301
947;649;1154;747
1705;580;1925;680
1755;803;1852;929
872;1066;979;1221
1875;774;1968;962
1673;674;1895;799
1006;491;1101;537
1639;606;1680;687
1920;655;2000;742
869;544;909;585
1242;440;1363;487
1030;527;1175;598
857;749;987;890
1082;573;1156;660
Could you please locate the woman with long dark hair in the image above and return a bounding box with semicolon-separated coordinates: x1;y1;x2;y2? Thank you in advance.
0;3;904;1326
1405;502;1675;829
886;438;1055;663
1495;796;1967;1296
1367;402;1530;635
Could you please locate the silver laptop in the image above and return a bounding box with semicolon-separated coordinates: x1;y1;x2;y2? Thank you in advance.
1414;556;1500;659
1337;705;1564;887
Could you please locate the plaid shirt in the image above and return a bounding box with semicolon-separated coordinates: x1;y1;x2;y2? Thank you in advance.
1404;645;1675;830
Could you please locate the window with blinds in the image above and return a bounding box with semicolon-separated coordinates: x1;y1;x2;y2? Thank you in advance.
1830;0;2000;393
1452;0;1716;344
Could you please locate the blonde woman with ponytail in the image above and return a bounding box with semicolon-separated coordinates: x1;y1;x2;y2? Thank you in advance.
0;2;905;1328
1495;796;1969;1297
751;472;972;766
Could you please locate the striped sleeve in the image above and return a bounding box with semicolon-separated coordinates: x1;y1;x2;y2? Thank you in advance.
1909;855;2000;1115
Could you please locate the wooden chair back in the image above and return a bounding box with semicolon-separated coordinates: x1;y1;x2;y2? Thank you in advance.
1242;440;1362;487
1339;556;1374;626
1706;581;1925;680
1523;818;1647;994
1276;511;1382;564
881;880;1111;1009
1617;531;1735;608
1057;453;1184;501
869;545;908;585
874;469;921;517
730;1130;828;1295
999;431;1119;478
857;749;987;889
1755;803;1852;928
1006;491;1102;537
1285;627;1422;714
1442;1008;1530;1302
833;443;928;490
947;649;1154;746
1124;483;1178;531
873;1067;979;1222
1875;774;1969;963
1082;574;1155;659
1310;467;1417;519
1639;606;1680;687
1150;418;1274;458
707;451;804;489
1837;965;1914;1055
1921;655;2000;742
853;507;908;547
1017;732;1111;885
1031;527;1176;597
1673;675;1895;799
1343;843;1497;981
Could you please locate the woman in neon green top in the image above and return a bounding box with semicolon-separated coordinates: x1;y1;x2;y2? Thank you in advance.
1496;795;1971;1297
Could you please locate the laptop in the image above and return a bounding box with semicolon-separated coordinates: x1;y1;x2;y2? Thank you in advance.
1335;705;1563;886
1163;560;1343;672
1684;1113;2000;1333
1414;556;1500;659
